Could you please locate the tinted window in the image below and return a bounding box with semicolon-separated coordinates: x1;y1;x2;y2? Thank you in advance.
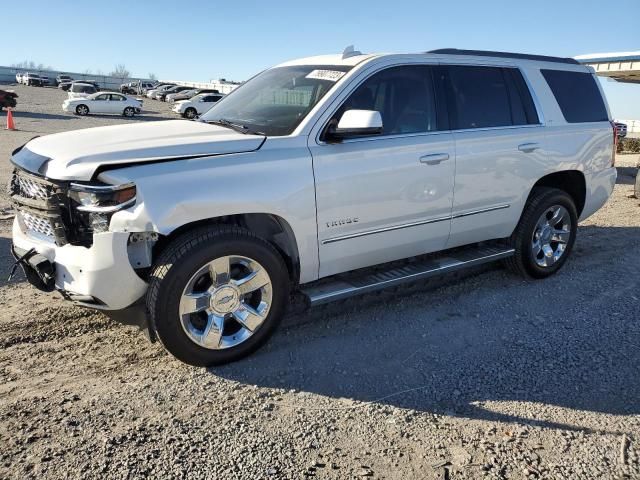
110;94;125;101
541;69;608;123
95;94;109;101
504;69;539;125
445;66;512;129
331;65;438;136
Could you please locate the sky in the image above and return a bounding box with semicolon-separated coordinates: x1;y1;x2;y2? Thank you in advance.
5;0;640;118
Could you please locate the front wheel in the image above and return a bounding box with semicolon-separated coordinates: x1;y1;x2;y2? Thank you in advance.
76;104;89;116
505;187;578;278
123;106;135;117
184;107;197;119
147;226;289;367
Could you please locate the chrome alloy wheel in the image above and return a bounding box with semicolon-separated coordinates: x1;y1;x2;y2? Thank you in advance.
179;255;272;350
531;205;572;267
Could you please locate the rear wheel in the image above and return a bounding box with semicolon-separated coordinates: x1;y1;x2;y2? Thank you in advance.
505;187;578;278
75;104;89;116
184;107;197;119
123;106;135;117
147;226;289;367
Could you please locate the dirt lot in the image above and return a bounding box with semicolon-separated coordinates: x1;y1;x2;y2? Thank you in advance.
0;84;639;480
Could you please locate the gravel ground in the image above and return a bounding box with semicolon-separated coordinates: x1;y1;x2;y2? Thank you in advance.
0;84;639;480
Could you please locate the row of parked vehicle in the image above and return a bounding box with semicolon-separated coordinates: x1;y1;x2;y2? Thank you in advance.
142;83;225;118
15;72;76;87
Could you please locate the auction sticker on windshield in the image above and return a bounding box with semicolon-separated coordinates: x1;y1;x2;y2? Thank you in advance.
305;70;346;82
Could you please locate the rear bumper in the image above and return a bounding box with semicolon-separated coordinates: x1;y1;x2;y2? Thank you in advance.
12;218;148;310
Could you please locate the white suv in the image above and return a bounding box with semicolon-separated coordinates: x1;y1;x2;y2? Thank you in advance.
9;48;617;366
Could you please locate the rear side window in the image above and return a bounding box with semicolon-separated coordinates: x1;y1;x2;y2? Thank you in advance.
541;69;608;123
443;66;539;129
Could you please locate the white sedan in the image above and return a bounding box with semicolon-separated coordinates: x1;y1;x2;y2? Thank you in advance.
63;92;143;117
172;93;224;119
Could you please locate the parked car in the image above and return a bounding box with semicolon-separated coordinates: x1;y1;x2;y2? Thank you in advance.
166;89;197;102
140;82;158;94
172;93;224;118
58;81;73;91
23;73;43;87
8;48;617;367
615;122;628;139
67;82;99;99
56;74;74;86
40;75;52;86
63;92;142;117
167;88;220;103
15;72;24;84
156;85;192;101
146;84;175;98
0;89;18;109
121;82;138;94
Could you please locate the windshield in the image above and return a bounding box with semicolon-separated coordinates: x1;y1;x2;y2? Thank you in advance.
200;65;352;136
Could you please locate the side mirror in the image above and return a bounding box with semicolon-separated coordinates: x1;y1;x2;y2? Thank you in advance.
326;109;383;141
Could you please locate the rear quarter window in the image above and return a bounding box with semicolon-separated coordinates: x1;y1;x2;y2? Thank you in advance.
541;69;608;123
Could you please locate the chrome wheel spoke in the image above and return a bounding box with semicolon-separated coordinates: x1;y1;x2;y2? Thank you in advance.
232;302;267;332
201;314;225;348
541;244;555;265
551;228;570;244
532;239;542;256
235;268;270;296
209;257;230;286
179;291;210;315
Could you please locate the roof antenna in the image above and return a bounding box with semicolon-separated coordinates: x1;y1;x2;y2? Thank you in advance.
342;45;362;59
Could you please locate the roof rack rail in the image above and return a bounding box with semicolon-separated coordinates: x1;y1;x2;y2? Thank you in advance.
427;48;580;65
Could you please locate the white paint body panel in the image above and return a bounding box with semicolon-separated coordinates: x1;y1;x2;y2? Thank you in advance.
11;51;616;310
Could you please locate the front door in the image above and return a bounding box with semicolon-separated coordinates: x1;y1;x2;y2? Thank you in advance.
309;65;456;277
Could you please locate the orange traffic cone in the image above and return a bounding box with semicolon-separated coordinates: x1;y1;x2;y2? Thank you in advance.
6;108;16;131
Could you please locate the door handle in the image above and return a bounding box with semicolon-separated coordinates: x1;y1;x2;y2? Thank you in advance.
419;153;450;165
518;142;540;153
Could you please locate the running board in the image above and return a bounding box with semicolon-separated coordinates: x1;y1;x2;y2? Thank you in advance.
301;245;514;306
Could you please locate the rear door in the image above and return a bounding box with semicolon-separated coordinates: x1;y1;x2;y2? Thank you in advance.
439;64;548;248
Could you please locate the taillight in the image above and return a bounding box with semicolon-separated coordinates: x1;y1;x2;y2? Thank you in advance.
610;121;617;167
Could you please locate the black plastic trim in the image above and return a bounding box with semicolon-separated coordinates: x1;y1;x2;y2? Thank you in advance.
427;49;580;65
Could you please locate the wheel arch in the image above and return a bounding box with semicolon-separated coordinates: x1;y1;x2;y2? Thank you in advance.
529;170;586;217
153;213;301;285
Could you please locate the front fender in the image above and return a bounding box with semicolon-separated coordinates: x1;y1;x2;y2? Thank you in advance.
102;137;319;283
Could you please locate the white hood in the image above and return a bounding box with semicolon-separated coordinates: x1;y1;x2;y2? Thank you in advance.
14;120;265;181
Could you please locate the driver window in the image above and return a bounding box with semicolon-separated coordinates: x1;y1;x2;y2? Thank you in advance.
95;94;109;101
330;65;438;137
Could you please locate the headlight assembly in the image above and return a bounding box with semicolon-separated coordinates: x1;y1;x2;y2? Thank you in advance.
68;183;136;234
68;182;136;213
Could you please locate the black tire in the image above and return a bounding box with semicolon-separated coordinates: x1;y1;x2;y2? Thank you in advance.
184;107;197;119
147;225;289;367
505;187;578;279
123;107;135;117
75;104;89;116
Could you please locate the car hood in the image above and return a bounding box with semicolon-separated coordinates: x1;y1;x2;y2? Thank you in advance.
13;120;266;181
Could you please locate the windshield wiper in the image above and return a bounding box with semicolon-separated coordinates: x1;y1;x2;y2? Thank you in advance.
207;118;265;136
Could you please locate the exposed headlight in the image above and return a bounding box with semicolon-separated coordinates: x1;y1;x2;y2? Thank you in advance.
68;182;136;213
68;183;136;234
